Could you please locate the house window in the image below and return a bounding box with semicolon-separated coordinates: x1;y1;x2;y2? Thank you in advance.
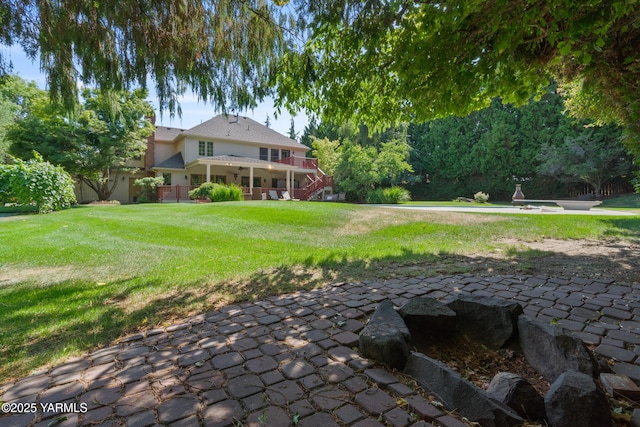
259;147;268;161
241;176;250;187
281;150;290;159
270;148;279;162
162;173;172;185
215;175;226;184
271;178;278;188
253;177;261;187
199;141;214;156
191;174;215;185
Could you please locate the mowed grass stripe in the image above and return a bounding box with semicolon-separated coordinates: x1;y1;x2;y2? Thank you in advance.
0;201;638;383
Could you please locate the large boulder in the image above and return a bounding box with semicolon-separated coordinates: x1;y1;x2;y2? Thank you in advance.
404;352;523;427
359;300;410;370
446;295;523;348
368;300;411;342
398;297;457;337
544;371;611;427
518;315;598;382
486;372;546;422
359;323;409;370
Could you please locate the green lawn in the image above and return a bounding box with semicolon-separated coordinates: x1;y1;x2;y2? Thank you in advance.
600;193;640;211
1;201;639;383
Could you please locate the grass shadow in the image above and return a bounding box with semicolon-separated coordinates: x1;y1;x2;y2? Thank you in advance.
599;217;640;242
2;239;640;384
0;276;212;382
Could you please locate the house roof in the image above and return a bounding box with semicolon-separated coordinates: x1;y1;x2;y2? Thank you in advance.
198;155;274;166
154;152;185;169
154;126;186;142
155;114;308;150
186;155;299;171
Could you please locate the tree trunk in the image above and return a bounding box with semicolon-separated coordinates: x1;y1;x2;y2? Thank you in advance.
79;169;118;201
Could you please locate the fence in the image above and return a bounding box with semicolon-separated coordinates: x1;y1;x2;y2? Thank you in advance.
571;182;634;198
157;185;197;202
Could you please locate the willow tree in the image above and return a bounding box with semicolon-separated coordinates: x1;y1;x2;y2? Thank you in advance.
275;1;640;156
0;0;287;115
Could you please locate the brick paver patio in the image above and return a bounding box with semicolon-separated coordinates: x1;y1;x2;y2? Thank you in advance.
2;274;640;426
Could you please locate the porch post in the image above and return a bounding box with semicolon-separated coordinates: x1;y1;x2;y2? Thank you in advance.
206;163;211;183
287;170;291;194
249;167;254;192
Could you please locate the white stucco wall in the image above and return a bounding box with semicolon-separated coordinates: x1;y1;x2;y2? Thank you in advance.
154;141;176;165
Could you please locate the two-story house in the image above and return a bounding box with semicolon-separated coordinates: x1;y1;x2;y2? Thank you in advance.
81;114;332;203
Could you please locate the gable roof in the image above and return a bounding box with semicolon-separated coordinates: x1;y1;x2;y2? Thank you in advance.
155;114;308;151
154;126;186;142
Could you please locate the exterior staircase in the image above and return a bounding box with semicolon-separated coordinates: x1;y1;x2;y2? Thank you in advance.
299;170;334;201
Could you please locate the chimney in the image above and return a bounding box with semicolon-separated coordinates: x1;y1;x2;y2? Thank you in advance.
144;114;156;176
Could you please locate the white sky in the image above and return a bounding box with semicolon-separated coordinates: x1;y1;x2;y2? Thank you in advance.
4;47;309;138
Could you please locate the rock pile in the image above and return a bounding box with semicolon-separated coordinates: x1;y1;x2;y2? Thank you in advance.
359;294;612;427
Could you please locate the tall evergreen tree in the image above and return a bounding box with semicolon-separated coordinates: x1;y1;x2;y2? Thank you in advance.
288;117;298;141
407;90;631;200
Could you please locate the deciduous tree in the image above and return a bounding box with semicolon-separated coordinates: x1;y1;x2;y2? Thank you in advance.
276;1;640;154
8;88;154;200
310;136;341;175
0;75;45;161
334;138;412;201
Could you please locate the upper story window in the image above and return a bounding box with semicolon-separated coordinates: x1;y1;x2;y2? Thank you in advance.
199;141;214;156
270;148;279;162
259;147;268;161
281;150;290;159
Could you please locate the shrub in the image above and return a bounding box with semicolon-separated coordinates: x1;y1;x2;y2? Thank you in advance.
474;191;490;203
1;154;76;213
367;186;411;204
134;176;164;203
189;182;217;200
189;182;244;202
210;183;244;202
0;164;15;204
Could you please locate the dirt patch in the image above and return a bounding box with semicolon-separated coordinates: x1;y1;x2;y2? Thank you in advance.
337;208;502;236
85;200;121;205
496;238;640;284
361;238;640;286
416;333;550;394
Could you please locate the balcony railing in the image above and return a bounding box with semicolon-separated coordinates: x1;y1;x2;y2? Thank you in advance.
275;156;318;169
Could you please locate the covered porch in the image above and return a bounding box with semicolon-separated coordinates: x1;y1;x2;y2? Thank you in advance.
155;155;329;201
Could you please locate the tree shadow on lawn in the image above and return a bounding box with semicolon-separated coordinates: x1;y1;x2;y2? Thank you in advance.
220;243;640;303
2;242;638;384
600;217;640;242
0;276;214;383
